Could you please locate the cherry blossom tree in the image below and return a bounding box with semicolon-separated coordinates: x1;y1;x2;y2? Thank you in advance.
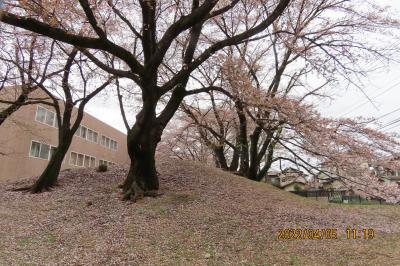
164;86;400;201
0;0;291;200
28;46;113;193
0;30;58;126
160;0;400;201
0;22;114;192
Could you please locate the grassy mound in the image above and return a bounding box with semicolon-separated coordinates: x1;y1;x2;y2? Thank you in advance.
1;157;400;265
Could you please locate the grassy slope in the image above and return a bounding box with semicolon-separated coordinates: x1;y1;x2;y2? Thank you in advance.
1;157;400;265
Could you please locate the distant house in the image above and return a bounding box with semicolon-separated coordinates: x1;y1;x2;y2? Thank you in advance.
315;160;400;202
265;171;280;186
281;179;307;192
279;168;308;191
316;161;356;191
265;168;308;192
368;163;400;185
319;177;346;190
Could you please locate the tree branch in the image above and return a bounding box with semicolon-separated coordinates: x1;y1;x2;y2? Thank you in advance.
0;11;144;76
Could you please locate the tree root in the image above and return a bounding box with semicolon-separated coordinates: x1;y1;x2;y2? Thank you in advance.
122;182;161;202
9;185;32;192
30;185;52;194
122;181;144;201
10;183;54;193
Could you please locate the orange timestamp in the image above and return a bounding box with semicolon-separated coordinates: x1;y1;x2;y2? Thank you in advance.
277;228;375;240
277;228;338;240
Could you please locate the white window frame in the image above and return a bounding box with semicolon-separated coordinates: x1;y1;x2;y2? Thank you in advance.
70;152;78;166
29;140;41;158
35;106;47;124
99;159;114;167
29;140;57;161
100;134;118;151
35;105;58;128
69;151;96;168
73;124;99;144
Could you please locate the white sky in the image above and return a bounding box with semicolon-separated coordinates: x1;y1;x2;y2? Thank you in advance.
85;94;129;133
84;0;400;135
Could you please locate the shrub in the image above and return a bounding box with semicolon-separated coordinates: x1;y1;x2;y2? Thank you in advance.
97;164;108;172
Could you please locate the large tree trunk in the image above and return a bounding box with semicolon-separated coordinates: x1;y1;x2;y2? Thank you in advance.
122;127;161;201
213;146;228;170
229;145;240;172
31;141;70;193
247;126;262;180
121;100;163;200
235;100;249;175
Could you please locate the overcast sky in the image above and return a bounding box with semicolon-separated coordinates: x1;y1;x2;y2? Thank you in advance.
84;0;400;135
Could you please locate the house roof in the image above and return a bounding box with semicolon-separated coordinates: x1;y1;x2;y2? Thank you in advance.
281;167;305;174
266;171;280;176
281;180;306;188
280;176;307;187
319;178;337;184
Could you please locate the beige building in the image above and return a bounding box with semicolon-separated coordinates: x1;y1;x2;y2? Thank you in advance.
0;88;129;182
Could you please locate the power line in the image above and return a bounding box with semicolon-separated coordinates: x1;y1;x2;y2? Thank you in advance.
337;39;400;116
339;79;400;117
379;117;400;130
362;106;400;125
375;107;400;121
383;123;400;132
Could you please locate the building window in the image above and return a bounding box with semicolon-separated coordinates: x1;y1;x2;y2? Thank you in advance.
30;141;41;158
39;143;50;160
87;129;93;142
100;135;118;150
90;157;95;167
70;152;78;166
45;111;55;127
69;151;96;167
84;155;91;167
93;132;98;143
29;140;56;160
35;106;46;123
50;147;57;159
74;125;98;144
99;159;114;167
110;140;118;150
35;106;57;127
81;126;87;139
77;153;84;167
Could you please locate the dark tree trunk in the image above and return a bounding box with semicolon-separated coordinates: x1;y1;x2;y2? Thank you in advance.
229;138;240;172
121;77;164;200
257;159;273;182
256;136;278;181
247;126;262;180
235;100;249;175
30;140;71;193
214;146;228;170
122;124;161;201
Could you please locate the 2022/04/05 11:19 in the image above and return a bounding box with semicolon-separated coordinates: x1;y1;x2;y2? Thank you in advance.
276;228;375;240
